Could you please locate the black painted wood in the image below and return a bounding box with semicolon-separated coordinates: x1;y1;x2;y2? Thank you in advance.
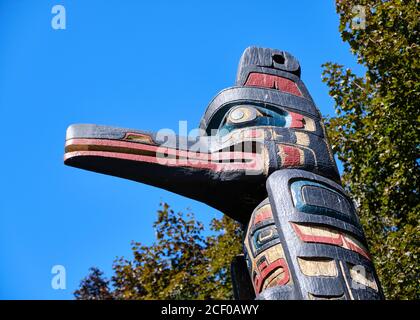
64;46;383;300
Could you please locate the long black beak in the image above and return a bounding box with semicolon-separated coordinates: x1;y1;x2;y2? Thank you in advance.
64;124;268;223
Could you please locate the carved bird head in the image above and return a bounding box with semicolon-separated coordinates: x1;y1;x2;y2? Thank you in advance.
64;47;338;224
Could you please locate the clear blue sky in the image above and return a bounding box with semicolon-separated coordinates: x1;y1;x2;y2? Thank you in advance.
0;0;363;299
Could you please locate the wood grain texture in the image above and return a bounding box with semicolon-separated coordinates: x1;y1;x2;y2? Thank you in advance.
64;46;383;300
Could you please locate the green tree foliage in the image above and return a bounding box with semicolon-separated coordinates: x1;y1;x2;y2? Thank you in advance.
74;267;113;300
322;0;419;299
75;203;243;300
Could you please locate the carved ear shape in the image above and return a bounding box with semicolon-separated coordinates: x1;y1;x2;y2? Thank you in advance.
236;46;301;85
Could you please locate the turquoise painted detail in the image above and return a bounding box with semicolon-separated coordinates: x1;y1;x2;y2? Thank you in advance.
290;180;354;222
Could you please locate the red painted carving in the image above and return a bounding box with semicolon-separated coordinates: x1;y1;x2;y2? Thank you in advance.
291;223;371;260
289;112;305;128
279;145;301;166
253;258;290;293
65;138;264;173
245;73;302;96
254;206;273;225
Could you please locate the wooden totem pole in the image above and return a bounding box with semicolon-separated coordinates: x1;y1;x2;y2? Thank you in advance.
64;47;384;300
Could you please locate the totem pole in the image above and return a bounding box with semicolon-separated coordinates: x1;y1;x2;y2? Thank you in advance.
64;47;383;300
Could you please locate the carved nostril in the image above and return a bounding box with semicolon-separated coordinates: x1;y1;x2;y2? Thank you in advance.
272;54;285;65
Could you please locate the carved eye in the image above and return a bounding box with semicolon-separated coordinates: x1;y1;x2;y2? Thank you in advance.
228;106;257;124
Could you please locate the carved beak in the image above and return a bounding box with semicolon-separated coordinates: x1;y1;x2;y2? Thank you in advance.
64;124;268;223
